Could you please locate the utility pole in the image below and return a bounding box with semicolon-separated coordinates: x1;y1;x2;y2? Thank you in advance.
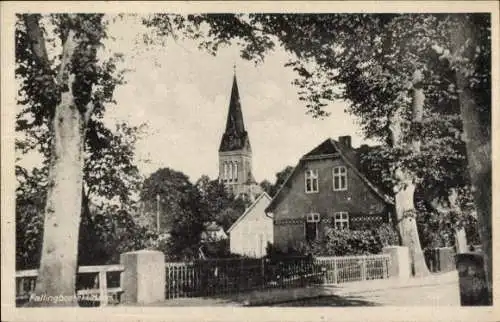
156;194;160;233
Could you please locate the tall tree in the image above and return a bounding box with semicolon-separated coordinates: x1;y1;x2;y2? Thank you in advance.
140;167;198;233
140;167;208;260
18;14;105;303
444;14;491;301
195;175;250;231
145;13;490;279
16;13;150;304
16;120;147;268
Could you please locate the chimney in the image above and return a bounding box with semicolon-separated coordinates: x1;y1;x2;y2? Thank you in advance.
338;135;352;148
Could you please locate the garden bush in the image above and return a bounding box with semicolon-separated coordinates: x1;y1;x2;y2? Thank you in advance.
297;223;400;257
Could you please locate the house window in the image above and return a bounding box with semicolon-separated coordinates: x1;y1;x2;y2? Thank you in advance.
228;162;233;182
305;213;320;241
305;169;319;193
333;166;347;191
334;212;349;230
223;163;228;181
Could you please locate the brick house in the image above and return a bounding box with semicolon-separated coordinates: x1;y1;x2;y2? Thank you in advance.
265;136;395;252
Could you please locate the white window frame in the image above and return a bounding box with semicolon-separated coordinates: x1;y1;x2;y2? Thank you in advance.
305;169;319;193
228;162;233;182
224;162;228;181
305;213;321;241
333;166;347;191
334;212;349;230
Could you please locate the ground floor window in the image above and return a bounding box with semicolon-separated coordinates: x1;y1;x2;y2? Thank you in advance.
305;213;320;241
334;212;349;230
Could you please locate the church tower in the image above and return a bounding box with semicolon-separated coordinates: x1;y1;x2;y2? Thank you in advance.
218;71;261;198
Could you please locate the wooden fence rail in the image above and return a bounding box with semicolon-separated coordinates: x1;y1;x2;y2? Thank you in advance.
16;264;124;306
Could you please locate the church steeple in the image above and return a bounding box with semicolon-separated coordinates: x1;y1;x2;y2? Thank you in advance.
219;72;251;153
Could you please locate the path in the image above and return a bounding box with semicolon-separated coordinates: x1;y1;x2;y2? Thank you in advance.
271;276;460;306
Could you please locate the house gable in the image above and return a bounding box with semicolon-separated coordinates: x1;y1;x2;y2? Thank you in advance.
228;192;272;233
228;192;273;257
266;138;393;215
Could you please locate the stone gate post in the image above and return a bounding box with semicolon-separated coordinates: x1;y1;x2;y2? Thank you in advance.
120;250;165;304
382;246;410;280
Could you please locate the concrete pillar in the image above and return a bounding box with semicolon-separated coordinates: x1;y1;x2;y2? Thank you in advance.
438;247;456;272
383;246;410;280
120;250;165;304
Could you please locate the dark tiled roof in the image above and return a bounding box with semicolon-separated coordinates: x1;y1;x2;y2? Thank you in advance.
303;139;338;157
219;74;252;152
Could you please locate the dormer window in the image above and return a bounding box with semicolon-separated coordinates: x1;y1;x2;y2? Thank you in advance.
333;166;347;191
305;169;319;193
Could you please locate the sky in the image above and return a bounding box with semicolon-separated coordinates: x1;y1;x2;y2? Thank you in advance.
99;15;378;183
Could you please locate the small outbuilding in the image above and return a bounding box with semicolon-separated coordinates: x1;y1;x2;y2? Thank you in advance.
227;192;273;258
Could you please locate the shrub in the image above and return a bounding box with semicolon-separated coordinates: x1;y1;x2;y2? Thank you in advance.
297;223;399;257
375;223;400;247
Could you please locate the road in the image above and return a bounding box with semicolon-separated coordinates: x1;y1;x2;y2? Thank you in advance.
270;280;460;306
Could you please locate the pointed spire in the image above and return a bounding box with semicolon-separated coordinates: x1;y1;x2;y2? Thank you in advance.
219;70;251;152
226;72;245;133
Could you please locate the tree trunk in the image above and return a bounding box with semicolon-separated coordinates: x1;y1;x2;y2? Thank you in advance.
448;188;468;254
389;69;430;277
454;227;468;254
34;85;86;306
393;169;429;277
29;27;90;306
451;16;492;304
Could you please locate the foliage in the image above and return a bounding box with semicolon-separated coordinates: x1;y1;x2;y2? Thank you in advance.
140;167;207;260
375;223;401;247
292;223;400;257
15;167;47;269
149;12;488;203
15;13;150;275
258;180;273;196
195;176;250;231
415;197;480;250
140;167;198;232
200;240;236;258
259;165;294;197
15;119;148;268
145;14;490;266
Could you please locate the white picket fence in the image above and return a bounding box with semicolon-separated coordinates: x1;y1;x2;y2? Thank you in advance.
314;254;391;284
164;254;392;299
16;264;124;306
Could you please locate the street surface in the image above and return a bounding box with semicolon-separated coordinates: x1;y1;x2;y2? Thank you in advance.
271;280;460;306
